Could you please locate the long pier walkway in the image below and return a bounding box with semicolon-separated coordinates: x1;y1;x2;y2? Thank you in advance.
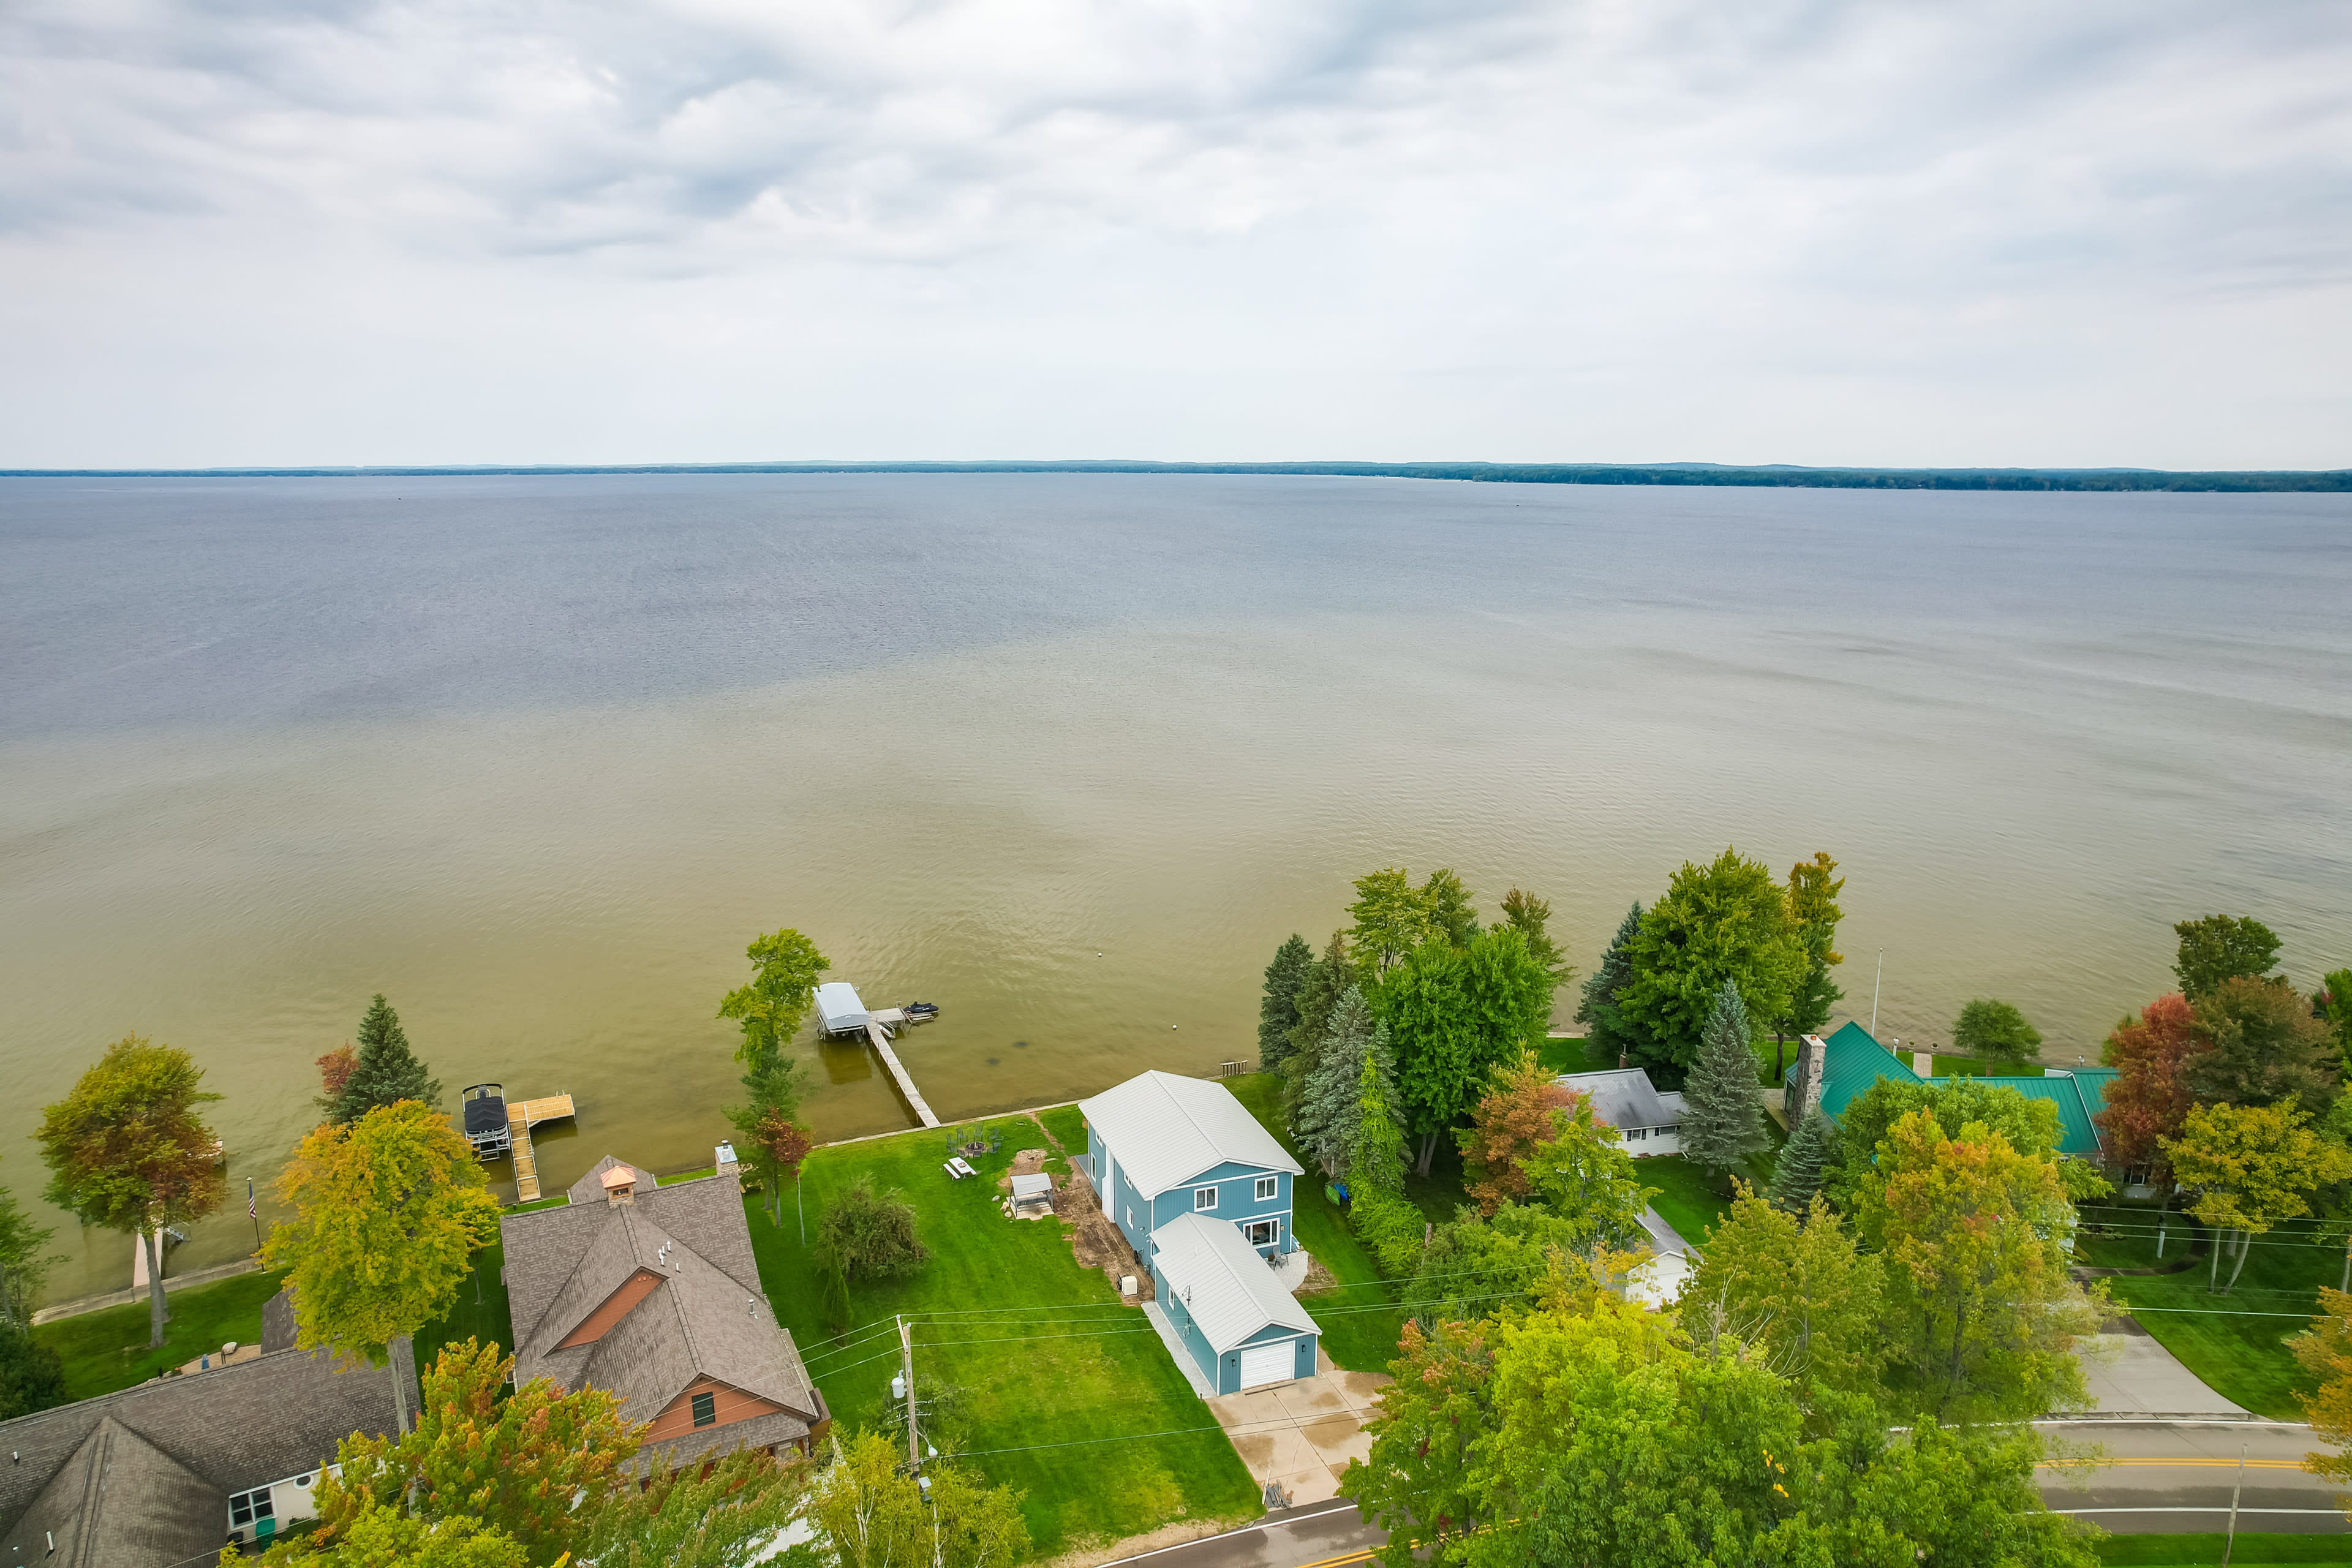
864;1014;941;1128
508;1094;577;1202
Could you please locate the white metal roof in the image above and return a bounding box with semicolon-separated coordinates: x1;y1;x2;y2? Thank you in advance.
1150;1212;1319;1355
1009;1173;1053;1199
813;982;867;1032
1076;1071;1302;1197
1556;1068;1678;1130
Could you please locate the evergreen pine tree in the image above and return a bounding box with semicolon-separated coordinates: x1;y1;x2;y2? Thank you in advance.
1257;934;1314;1070
329;994;442;1123
1297;986;1398;1177
1348;1045;1409;1199
1766;1107;1831;1216
1573;902;1642;1061
1678;979;1768;1189
1281;932;1352;1127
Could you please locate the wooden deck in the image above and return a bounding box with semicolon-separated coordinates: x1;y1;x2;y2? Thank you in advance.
508;1093;576;1202
865;1020;941;1128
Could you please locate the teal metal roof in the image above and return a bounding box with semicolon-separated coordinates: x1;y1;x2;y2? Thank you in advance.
1787;1022;2108;1158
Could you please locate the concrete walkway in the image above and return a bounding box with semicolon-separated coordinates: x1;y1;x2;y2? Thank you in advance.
1141;1300;1217;1400
1627;1207;1695;1308
32;1257;262;1326
1202;1351;1389;1507
2076;1317;2250;1416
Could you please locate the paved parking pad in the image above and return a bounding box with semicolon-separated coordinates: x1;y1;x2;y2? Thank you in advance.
1204;1358;1389;1507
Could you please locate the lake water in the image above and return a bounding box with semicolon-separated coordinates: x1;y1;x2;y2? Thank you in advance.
4;473;2348;1300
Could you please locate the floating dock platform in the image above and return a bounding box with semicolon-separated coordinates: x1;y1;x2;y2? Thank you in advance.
508;1095;576;1202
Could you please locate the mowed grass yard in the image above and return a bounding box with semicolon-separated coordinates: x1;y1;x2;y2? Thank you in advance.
745;1114;1259;1558
2076;1204;2339;1421
36;1268;288;1400
2095;1533;2352;1566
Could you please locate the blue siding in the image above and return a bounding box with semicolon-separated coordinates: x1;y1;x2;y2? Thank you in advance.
1088;1123;1295;1257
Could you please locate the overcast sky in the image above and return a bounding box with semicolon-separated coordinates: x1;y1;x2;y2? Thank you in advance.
2;0;2345;469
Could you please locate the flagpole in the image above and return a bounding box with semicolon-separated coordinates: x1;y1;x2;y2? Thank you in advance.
1871;949;1883;1038
248;1177;260;1252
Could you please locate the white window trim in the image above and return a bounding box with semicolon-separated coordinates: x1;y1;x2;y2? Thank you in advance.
1233;1210;1291;1246
1194;1185;1218;1212
1254;1175;1278;1202
1242;1218;1280;1246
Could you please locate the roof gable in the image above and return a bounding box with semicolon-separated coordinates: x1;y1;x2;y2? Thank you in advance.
1556;1068;1674;1129
1152;1212;1317;1354
1078;1072;1302;1198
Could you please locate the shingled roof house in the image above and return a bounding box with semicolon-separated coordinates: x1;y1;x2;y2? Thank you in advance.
502;1156;827;1465
0;1292;413;1568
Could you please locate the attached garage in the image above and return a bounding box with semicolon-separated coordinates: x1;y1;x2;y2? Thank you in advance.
1148;1212;1319;1396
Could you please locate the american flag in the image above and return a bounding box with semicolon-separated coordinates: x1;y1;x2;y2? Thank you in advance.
247;1179;256;1219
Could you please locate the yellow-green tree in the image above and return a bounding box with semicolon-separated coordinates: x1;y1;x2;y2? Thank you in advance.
309;1340;641;1563
814;1430;1028;1568
2164;1099;2352;1294
262;1099;500;1425
2293;1287;2352;1515
1684;1187;1885;1417
1854;1110;2106;1421
36;1035;226;1348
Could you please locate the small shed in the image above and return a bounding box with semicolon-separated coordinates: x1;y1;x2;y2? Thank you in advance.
1556;1067;1686;1155
1009;1173;1054;1213
813;983;869;1038
1150;1212;1318;1394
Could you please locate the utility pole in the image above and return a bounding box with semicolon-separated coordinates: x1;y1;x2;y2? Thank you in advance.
2222;1444;2246;1567
1871;949;1883;1038
798;1170;807;1246
898;1314;919;1471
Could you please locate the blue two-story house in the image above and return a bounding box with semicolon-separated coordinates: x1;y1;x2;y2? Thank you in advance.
1078;1071;1317;1393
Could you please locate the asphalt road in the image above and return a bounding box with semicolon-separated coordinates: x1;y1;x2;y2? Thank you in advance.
2037;1419;2351;1536
1102;1422;2351;1568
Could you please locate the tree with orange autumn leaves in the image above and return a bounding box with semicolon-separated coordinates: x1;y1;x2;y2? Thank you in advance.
2095;993;2204;1185
1457;1049;1575;1215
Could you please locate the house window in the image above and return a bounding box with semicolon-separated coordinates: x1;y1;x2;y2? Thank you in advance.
1254;1175;1277;1202
1662;1125;1679;1136
1244;1219;1279;1247
1195;1186;1218;1212
1625;1126;1647;1142
229;1488;275;1527
692;1391;717;1428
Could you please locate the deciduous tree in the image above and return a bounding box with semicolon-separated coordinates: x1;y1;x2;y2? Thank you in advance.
1341;1318;1492;1568
1619;847;1802;1073
263;1101;502;1408
2174;914;2285;1001
1775;852;1846;1063
2164;1099;2352;1294
1572;901;1642;1065
304;1338;641;1564
576;1448;821;1568
1823;1076;2065;1212
2292;1287;2352;1512
820;1178;929;1281
2321;968;2352;1066
1518;1101;1655;1256
1348;868;1434;977
2095;993;2206;1186
1404;1201;1586;1332
1498;888;1571;988
330;995;442;1124
1679;979;1770;1189
722;929;828;1202
1854;1111;2106;1421
35;1035;227;1348
815;1430;1028;1568
1458;1050;1574;1215
1257;933;1313;1069
1953;997;2043;1067
741;1110;816;1226
1684;1188;1884;1415
1379;927;1553;1175
315;1044;358;1114
2187;975;2340;1115
1421;869;1480;949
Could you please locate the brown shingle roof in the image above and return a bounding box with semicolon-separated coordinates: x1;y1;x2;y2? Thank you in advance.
0;1335;413;1561
0;1417;222;1568
502;1161;823;1463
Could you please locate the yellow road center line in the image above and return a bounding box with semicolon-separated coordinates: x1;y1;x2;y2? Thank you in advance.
2037;1458;2307;1469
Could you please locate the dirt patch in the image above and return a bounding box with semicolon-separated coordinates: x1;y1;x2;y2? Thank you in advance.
998;1148;1051;1189
1297;1257;1339;1297
1027;1111;1069;1155
1059;1172;1155;1300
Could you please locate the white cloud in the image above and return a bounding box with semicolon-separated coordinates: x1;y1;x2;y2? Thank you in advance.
0;0;2345;466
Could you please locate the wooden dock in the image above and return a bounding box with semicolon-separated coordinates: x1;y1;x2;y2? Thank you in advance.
508;1094;577;1202
864;1018;940;1128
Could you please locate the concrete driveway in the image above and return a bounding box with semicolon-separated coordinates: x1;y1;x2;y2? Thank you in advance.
2076;1317;2250;1415
1203;1354;1389;1507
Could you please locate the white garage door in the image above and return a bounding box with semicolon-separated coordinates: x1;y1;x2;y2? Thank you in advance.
1236;1340;1294;1390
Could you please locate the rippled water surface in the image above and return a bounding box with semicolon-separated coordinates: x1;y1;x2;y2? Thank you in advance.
4;473;2347;1298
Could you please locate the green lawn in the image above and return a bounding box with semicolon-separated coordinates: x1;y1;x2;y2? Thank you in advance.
1034;1104;1087;1155
2077;1204;2339;1421
417;1240;514;1370
1931;1055;2046;1078
1638;1131;1784;1251
745;1121;1257;1558
36;1268;288;1400
2095;1534;2352;1565
1223;1074;1409;1374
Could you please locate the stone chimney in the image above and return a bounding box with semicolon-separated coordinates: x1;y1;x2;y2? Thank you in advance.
1789;1034;1829;1120
601;1166;638;1208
